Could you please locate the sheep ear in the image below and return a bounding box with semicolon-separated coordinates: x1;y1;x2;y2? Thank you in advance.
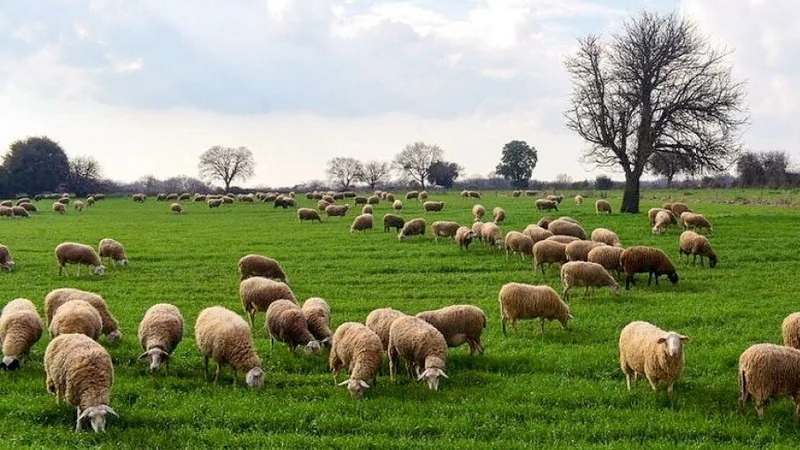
359;380;370;388
337;379;351;386
679;335;690;343
103;406;118;417
138;352;148;360
568;314;574;320
437;369;449;379
416;369;430;381
78;408;92;420
656;337;667;344
158;349;171;359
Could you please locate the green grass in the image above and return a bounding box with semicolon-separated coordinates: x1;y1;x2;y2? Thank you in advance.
0;189;798;448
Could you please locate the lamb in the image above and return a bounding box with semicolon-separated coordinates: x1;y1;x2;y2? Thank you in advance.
302;298;333;346
329;322;383;399
591;228;622;247
170;203;183;214
367;195;380;205
492;207;506;224
48;300;103;340
620;246;679;290
74;200;85;211
738;343;800;418
207;198;223;209
0;301;43;370
533;240;568;274
55;242;105;276
365;307;408;351
297;208;322;223
671;202;691;215
678;231;717;268
595;199;612;214
239;277;296;327
405;191;419;200
423;201;444;212
535;199;559;211
472;204;486;221
522;224;553;243
137;303;184;375
651;210;674;234
43;288;122;343
619;321;689;398
681;212;713;233
416;305;486;355
560;261;620;300
397;218;426;240
52;202;66;214
574;194;584;205
0;244;14;271
431;221;460;241
392;200;402;211
537;216;553;229
383;214;405;232
587;245;625;277
238;254;288;283
387;316;449;391
548;219;587;239
471;221;484;242
498;282;572;334
546;235;580;244
11;206;30;218
44;334;117;432
195;306;265;387
350;213;374;233
454;226;476;250
325;204;351;218
565;240;607;262
98;238;128;267
361;204;373;215
782;313;800;350
266;300;321;354
504;231;534;259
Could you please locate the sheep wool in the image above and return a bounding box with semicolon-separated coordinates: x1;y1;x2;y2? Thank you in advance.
492;207;506;224
560;261;620;300
325;204;351;218
49;299;103;340
620;246;679;290
383;214;405;232
587;245;624;276
392;200;402;211
548;219;587;240
522;224;553;244
350;214;374;233
240;277;296;327
11;206;30;218
595;199;612;214
138;303;184;374
0;308;43;370
619;321;689;397
302;298;333;345
266;300;321;354
472;204;486;221
652;211;673;234
297;208;322;223
416;305;486;355
431;221;460;241
43;288;122;343
681;212;713;233
574;195;584;205
397;218;426;240
98;238;128;266
498;283;571;334
0;244;14;271
238;254;288;283
365;308;408;351
454;226;476;250
504;231;534;259
170;203;183;214
678;231;717;268
195;306;264;387
739;343;800;418
1;298;36;316
55;242;105;277
565;240;607;262
423;201;444;212
361;204;373;215
671;203;691;216
329;322;383;399
480;222;503;249
388;316;449;391
52;202;66;214
591;228;622;247
533;240;568;274
535;199;559;211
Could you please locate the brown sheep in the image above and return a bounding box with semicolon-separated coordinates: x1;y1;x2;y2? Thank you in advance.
620;246;678;290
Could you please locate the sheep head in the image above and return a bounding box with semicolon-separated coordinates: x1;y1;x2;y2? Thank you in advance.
667;272;679;284
417;368;448;391
246;367;265;388
338;378;369;399
138;348;170;373
304;340;321;355
657;332;690;357
106;330;122;343
93;265;106;276
77;405;117;433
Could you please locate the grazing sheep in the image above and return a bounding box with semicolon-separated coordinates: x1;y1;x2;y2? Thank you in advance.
350;214;374;233
523;224;553;243
681;212;713;234
302;298;333;346
565;240;607;262
0;200;11;208
620;246;679;290
178;193;191;201
480;222;503;249
318;199;331;211
43;288;122;343
166;193;178;201
240;277;296;327
504;231;534;259
651;210;674;234
386;193;395;202
73;200;84;211
0;244;14;271
591;228;622;247
533;240;568;274
156;193;167;201
416;305;486;355
195;306;264;387
365;308;408;351
52;202;66;214
782;313;800;350
535;199;559;211
238;255;288;283
49;300;103;340
274;196;297;209
18;202;37;212
423;201;444;212
418;191;428;202
406;191;419;200
329;322;382;399
454;226;476;250
98;238;128;267
547;235;580;244
55;242;105;276
57;197;69;205
678;231;717;268
671;203;691;215
297;208;322;223
498;283;571;334
525;190;538;197
548;219;586;240
388;316;448;390
595;199;612;214
468;191;481;199
492;207;506;224
560;261;620;300
392;200;402;211
471;221;484;242
0;303;43;370
537;216;554;229
472;204;486;221
15;198;30;206
574;194;584;205
619;321;689;398
266;300;321;354
325;204;351;218
739;343;800;418
397;218;426;240
367;195;380;205
44;334;116;432
648;208;676;227
132;193;146;202
222;196;234;204
431;221;460;241
512;190;522;198
170;203;183;214
11;206;30;218
662;202;673;212
547;194;563;204
361;204;373;215
383;214;405;232
587;246;625;277
2;298;36;315
138;303;184;375
207;198;223;209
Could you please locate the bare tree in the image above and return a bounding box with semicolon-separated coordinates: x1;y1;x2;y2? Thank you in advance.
325;157;364;189
198;145;255;191
359;160;391;189
66;156;103;196
648;152;697;188
393;142;443;189
565;11;747;212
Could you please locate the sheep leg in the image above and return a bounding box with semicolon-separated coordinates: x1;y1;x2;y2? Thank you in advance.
646;375;658;392
667;383;674;399
165;359;170;377
625;372;632;391
388;348;398;381
213;362;221;385
563;286;570;302
755;401;766;418
75;407;83;432
204;357;209;380
247;311;255;329
647;272;653;286
625;274;634;290
232;368;237;387
793;395;800;421
501;318;507;335
512;320;519;333
539;318;545;334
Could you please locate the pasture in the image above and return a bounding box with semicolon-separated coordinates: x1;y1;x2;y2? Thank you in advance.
0;189;798;448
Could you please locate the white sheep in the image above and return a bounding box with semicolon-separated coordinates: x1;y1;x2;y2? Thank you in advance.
138;303;184;375
738;343;800;418
560;261;620;300
480;222;503;249
504;231;534;259
472;204;486;221
498;282;572;334
388;316;449;391
397;218;426;240
431;221;460;241
522;224;553;244
590;228;622;247
365;307;408;351
618;321;689;398
55;242;105;276
565;240;606;262
350;213;374;233
302;297;333;346
43;288;122;343
48;299;103;340
587;245;624;277
195;306;264;387
329;322;383;399
240;277;297;327
681;212;713;234
98;238;128;267
782;313;800;350
266;300;321;354
415;305;486;355
454;226;476;250
678;231;718;267
492;207;506;224
651;210;673;234
533;240;568;274
0;244;15;271
297;208;322;223
0;300;43;370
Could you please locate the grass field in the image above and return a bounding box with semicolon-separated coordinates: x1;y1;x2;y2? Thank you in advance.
0;189;798;448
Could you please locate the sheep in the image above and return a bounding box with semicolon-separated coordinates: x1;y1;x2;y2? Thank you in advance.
651;210;674;234
98;238;128;267
595;199;612;214
619;321;689;398
18;202;37;212
591;228;622;247
57;197;69;205
460;190;469;198
207;198;223;209
537;216;553;229
15;197;30;206
55;242;105;276
51;202;67;214
472;204;486;221
266;299;321;354
178;193;190;201
512;190;522;198
383;214;405;232
535;199;558;211
138;303;184;375
0;244;14;271
782;313;800;350
431;221;460;242
44;334;117;432
681;212;713;234
240;277;296;327
11;206;30;218
416;305;486;355
504;231;534;259
738;343;800;418
548;219;587;240
662;202;673;212
132;193;146;202
361;204;373;215
671;202;691;215
273;196;297;209
367;195;380;205
648;208;676;227
454;226;476;250
533;240;568;274
397;218;426;240
194;306;264;387
170;203;183;214
73;200;85;211
480;222;503;248
238;254;288;283
418;191;428;202
522;224;553;244
0;303;42;370
498;282;571;334
48;300;103;340
491;206;506;224
423;201;444;212
297;208;322;223
547;235;580;244
565;240;607;262
166;193;178;201
392;200;402;211
620;246;679;290
43;288;122;343
547;194;563;204
222;196;234;204
678;231;717;268
574;194;584;205
350;214;374;233
385;193;395;202
587;245;625;277
468;191;481;199
388;316;448;390
560;261;620;300
365;308;408;351
156;193;167;201
302;298;333;346
325;204;351;218
525;190;538;197
471;221;484;242
329;322;382;399
0;200;12;208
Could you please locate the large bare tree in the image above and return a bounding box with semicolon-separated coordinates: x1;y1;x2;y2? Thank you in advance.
325;157;364;189
198;146;255;191
565;11;747;212
359;160;391;189
66;155;102;196
393;142;443;189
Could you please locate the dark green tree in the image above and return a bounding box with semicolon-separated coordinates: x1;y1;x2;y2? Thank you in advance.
3;136;70;195
427;161;462;188
595;174;614;190
495;140;538;188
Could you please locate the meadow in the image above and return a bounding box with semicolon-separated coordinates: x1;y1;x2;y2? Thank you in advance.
0;188;799;448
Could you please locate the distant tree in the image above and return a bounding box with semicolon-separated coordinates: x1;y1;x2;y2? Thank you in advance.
393;142;443;189
0;166;9;197
427;161;463;188
358;160;391;190
554;173;573;186
325;157;364;189
66;156;103;196
3;136;70;195
735;152;765;187
495;140;538;188
595;174;614;190
648;152;697;188
760;151;789;188
198;145;255;191
138;175;160;193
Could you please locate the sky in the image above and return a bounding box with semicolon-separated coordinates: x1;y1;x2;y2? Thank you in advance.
0;0;798;188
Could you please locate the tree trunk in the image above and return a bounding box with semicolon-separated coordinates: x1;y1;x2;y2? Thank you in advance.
666;174;673;189
621;172;640;213
224;180;231;191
